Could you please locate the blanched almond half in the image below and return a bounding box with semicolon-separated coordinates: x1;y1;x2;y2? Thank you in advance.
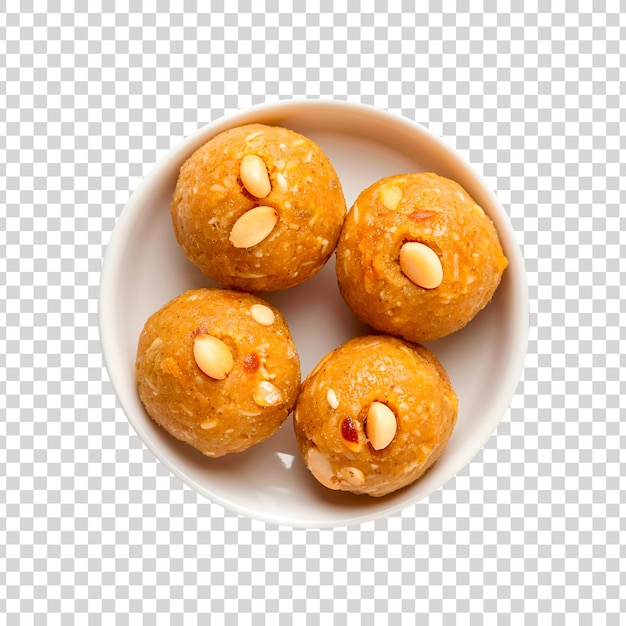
366;402;397;450
240;154;271;199
337;466;365;487
378;184;402;210
326;388;339;410
193;334;233;380
399;241;443;289
229;206;278;248
306;448;340;491
253;380;283;407
250;303;275;326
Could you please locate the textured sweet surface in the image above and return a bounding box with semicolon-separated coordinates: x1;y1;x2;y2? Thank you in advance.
3;5;624;623
337;173;508;342
171;123;346;291
294;336;458;497
136;288;300;457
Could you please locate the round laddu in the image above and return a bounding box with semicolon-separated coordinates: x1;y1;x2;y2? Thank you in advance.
336;172;508;342
171;123;347;292
293;335;458;497
135;288;301;458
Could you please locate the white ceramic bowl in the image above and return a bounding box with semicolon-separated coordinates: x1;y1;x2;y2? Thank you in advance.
99;100;528;527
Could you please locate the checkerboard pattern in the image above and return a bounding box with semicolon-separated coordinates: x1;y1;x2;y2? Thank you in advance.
1;3;624;622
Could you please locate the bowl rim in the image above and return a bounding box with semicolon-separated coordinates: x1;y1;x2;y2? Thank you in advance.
99;98;529;527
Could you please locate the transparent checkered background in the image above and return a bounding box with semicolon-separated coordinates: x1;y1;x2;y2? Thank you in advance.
1;2;624;623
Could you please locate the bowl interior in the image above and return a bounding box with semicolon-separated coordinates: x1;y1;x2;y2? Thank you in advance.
99;100;528;527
